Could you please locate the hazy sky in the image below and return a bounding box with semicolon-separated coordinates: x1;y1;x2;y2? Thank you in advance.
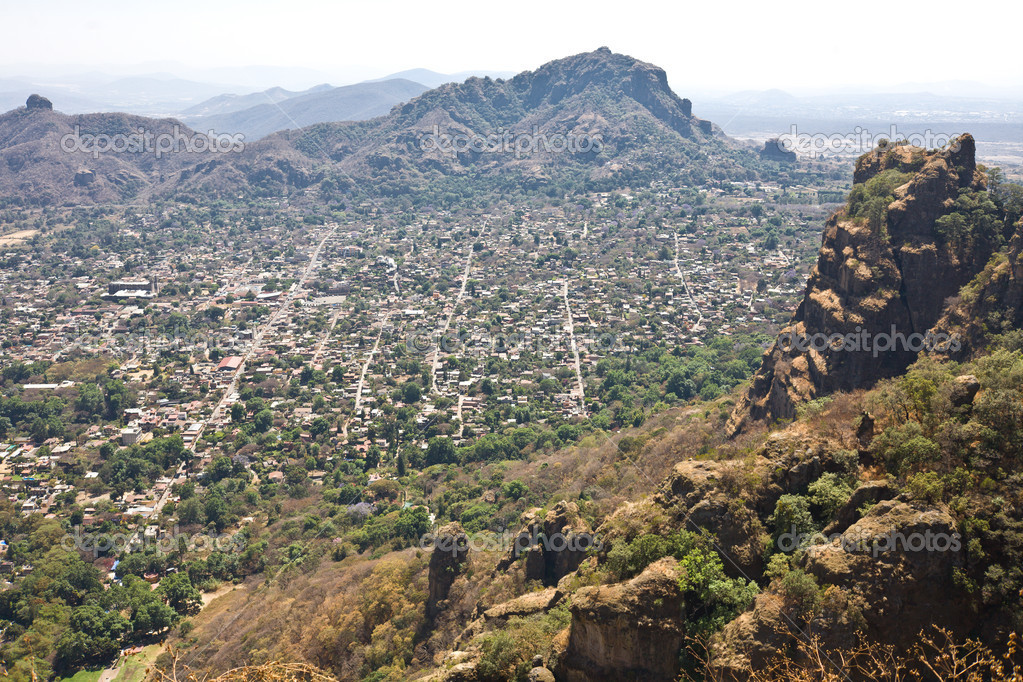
2;0;1020;93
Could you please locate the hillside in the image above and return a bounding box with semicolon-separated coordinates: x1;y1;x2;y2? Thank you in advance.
0;95;225;205
151;135;1023;682
164;47;765;201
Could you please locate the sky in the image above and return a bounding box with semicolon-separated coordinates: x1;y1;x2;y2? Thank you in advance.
1;0;1021;95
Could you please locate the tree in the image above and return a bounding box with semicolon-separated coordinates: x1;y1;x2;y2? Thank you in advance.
285;464;307;486
204;455;233;482
99;441;116;460
364;445;381;471
230;402;245;423
74;383;104;419
254;409;273;433
394;506;431;540
132;600;178;635
501;479;528;500
103;379;131;420
401;381;422;404
203;494;228;531
310;416;330;437
426;437;456;465
159;572;202;615
770;494;815;546
55;604;128;670
177;497;204;525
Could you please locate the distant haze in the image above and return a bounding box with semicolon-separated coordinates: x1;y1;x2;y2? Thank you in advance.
1;0;1021;95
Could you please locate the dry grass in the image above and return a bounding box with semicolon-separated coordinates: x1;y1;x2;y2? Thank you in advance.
682;628;1023;682
0;228;39;246
154;654;337;682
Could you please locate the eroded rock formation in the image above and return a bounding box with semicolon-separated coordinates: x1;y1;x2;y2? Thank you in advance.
729;135;993;434
558;557;686;682
427;522;470;620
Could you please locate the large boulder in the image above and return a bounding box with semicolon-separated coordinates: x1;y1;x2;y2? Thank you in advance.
73;169;96;187
802;500;968;643
710;501;970;679
559;557;685;682
654;459;768;578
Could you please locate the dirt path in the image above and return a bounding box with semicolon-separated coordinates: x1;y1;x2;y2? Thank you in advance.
562;279;585;410
673;232;704;328
430;219;488;394
341;313;388;438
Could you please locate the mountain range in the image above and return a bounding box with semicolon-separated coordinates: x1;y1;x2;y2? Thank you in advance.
0;49;764;205
181;79;431;141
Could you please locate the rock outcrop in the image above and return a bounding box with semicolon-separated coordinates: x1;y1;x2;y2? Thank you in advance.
760;138;796;162
558;557;685;682
25;94;52;110
498;501;595;586
728;135;994;434
653;459;768;578
710;500;969;679
427;522;470;620
73;169;96;187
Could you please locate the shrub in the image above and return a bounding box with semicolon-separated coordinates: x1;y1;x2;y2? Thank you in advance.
769;494;816;545
847;169;914;234
906;471;945;504
871;421;941;475
778;568;822;617
807;473;855;522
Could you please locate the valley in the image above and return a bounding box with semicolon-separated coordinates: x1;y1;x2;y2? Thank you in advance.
0;43;1022;682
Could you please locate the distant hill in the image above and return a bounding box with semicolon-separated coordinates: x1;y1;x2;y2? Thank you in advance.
0;73;254;116
91;75;245;108
180;84;334;118
366;68;517;88
0;95;226;204
167;47;761;200
186;78;429;140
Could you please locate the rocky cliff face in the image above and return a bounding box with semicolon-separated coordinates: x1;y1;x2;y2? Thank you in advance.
728;135;994;434
931;226;1023;357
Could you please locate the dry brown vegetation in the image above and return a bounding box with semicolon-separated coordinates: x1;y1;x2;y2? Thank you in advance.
683;628;1023;681
162;549;430;680
155;655;338;682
